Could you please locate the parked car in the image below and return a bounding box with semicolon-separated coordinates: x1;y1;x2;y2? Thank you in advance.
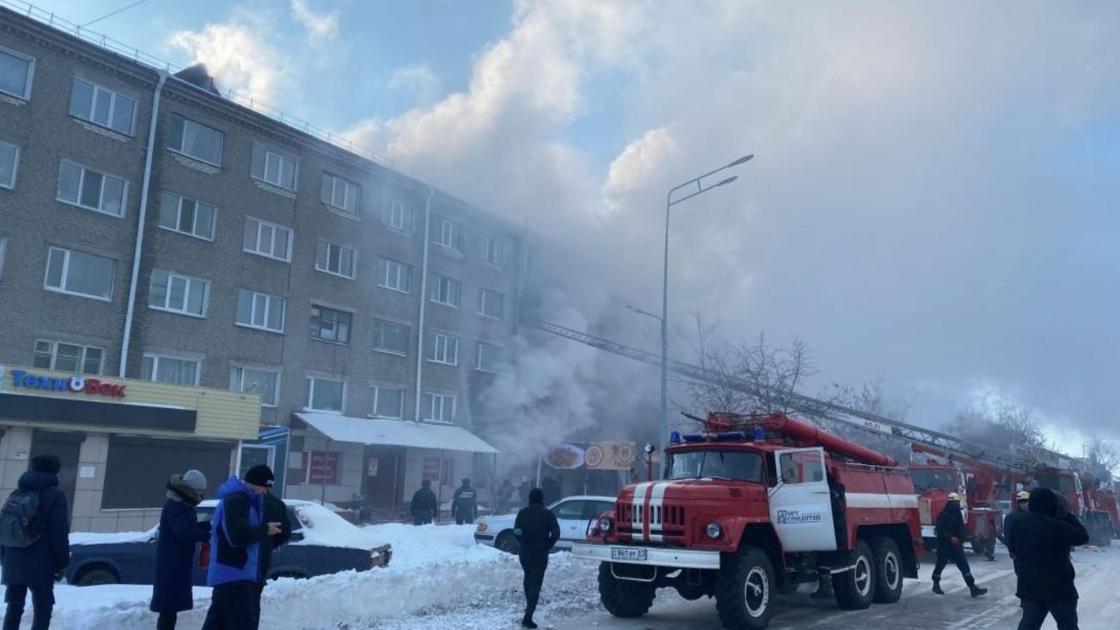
474;495;615;554
66;500;391;587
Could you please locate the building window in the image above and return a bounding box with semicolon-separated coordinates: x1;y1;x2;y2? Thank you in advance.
372;318;410;355
142;354;200;386
168;114;223;166
305;376;345;413
486;237;507;267
33;340;103;374
230;366;280;407
236;289;286;333
243;217;293;262
383;200;415;232
429;332;459;366
429;273;461;307
477;288;505;320
0;237;6;279
68;77;135;135
310;305;352;344
44;247;115;301
158;192;215;240
371;386;405;419
251;144;297;191
424;392;456;423
435;218;463;251
315;240;356;279
0;47;34;100
475;342;501;373
377;257;412;293
321;173;359;215
0;140;18;190
57;160;128;217
149;270;208;317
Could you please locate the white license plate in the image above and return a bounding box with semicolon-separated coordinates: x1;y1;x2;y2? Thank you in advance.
610;547;648;562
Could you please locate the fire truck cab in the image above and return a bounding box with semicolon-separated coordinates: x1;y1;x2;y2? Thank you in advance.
572;413;922;629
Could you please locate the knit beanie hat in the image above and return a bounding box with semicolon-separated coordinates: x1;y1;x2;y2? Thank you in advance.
183;469;208;493
31;454;61;474
244;464;275;488
529;488;544;504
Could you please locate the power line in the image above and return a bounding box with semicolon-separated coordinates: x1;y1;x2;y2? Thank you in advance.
83;0;153;28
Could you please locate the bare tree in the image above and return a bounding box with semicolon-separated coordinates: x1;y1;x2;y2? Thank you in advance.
948;401;1049;466
1085;438;1120;476
823;377;911;420
683;315;818;415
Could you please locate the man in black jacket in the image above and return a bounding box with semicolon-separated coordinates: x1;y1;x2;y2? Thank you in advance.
410;480;438;525
931;492;987;597
1007;487;1089;630
254;485;292;625
1003;491;1031;564
514;488;560;629
452;478;477;525
0;454;69;630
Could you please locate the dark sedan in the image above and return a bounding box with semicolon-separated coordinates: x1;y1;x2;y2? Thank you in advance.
66;500;391;586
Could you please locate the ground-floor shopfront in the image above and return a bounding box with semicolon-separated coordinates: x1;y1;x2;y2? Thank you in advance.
0;364;260;532
287;412;498;520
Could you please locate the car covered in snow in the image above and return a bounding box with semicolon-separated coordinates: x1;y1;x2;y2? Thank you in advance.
66;499;391;586
474;495;615;553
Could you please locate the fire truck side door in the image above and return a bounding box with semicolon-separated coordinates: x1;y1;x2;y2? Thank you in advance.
768;447;838;553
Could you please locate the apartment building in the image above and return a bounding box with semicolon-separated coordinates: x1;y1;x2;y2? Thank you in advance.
0;5;520;526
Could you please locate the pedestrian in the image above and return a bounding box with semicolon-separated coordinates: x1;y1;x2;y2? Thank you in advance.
514;488;560;629
1008;487;1089;630
254;484;292;626
0;454;69;630
452;478;477;525
497;479;513;515
410;480;438;525
518;479;531;509
931;492;988;597
201;465;281;630
1003;490;1032;561
151;470;211;630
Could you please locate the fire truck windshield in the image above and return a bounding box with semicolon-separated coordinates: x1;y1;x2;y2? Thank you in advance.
1036;474;1077;494
669;450;764;483
911;469;960;493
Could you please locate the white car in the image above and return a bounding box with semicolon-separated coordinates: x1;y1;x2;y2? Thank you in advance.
474;495;616;553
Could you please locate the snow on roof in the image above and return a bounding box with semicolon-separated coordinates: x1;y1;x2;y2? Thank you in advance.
296;412;498;454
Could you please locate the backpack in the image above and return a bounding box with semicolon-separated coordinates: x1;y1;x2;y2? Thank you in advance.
0;489;44;548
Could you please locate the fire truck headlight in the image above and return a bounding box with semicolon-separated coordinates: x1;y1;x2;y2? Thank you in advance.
598;517;613;533
706;522;723;539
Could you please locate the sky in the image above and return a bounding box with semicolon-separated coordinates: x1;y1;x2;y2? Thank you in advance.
30;0;1120;457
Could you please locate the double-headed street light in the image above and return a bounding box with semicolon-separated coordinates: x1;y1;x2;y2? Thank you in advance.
659;154;753;473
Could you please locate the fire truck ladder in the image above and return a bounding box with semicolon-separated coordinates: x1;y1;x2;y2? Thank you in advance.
529;319;1028;472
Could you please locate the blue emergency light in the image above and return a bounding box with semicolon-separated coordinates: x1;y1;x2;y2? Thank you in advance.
670;431;682;445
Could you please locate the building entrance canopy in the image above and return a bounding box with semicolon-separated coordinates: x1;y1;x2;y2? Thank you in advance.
295;412;498;454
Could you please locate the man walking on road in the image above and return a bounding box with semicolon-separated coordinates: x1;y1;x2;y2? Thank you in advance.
1008;487;1089;630
931;492;988;597
410;480;438;525
514;488;560;629
1003;491;1031;562
452;478;477;525
0;454;69;630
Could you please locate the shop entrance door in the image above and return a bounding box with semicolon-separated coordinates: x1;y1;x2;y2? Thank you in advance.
30;430;83;521
363;447;404;511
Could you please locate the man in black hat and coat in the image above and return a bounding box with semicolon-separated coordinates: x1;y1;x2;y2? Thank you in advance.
1007;487;1089;630
0;454;70;630
513;488;560;629
253;466;291;626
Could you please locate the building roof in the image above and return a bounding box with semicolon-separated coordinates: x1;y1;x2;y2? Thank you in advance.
296;412;498;454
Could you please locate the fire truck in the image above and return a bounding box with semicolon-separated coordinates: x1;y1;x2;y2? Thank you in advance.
909;445;1022;556
572;412;922;629
1027;448;1115;546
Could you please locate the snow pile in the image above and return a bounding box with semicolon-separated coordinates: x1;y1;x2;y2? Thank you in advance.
71;530;152;546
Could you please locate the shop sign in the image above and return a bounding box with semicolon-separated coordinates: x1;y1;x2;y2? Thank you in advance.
585;442;636;470
8;370;126;398
308;451;339;484
545;444;585;469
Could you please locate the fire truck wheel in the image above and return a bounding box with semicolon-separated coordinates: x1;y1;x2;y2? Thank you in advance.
870;537;903;604
833;540;875;610
716;546;775;629
598;562;655;618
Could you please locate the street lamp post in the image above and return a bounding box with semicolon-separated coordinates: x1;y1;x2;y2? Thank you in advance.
659;154;753;475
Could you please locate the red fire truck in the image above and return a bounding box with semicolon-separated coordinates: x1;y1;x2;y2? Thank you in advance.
572;412;922;629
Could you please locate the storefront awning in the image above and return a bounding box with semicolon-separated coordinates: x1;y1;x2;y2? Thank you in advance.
295;412;499;454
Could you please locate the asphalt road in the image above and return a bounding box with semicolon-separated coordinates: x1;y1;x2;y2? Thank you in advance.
554;546;1120;630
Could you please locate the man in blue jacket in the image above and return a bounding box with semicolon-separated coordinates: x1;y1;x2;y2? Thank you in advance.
201;465;280;630
0;454;70;630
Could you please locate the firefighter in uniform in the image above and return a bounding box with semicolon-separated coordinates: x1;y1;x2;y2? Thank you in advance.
932;492;988;597
1003;490;1032;566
